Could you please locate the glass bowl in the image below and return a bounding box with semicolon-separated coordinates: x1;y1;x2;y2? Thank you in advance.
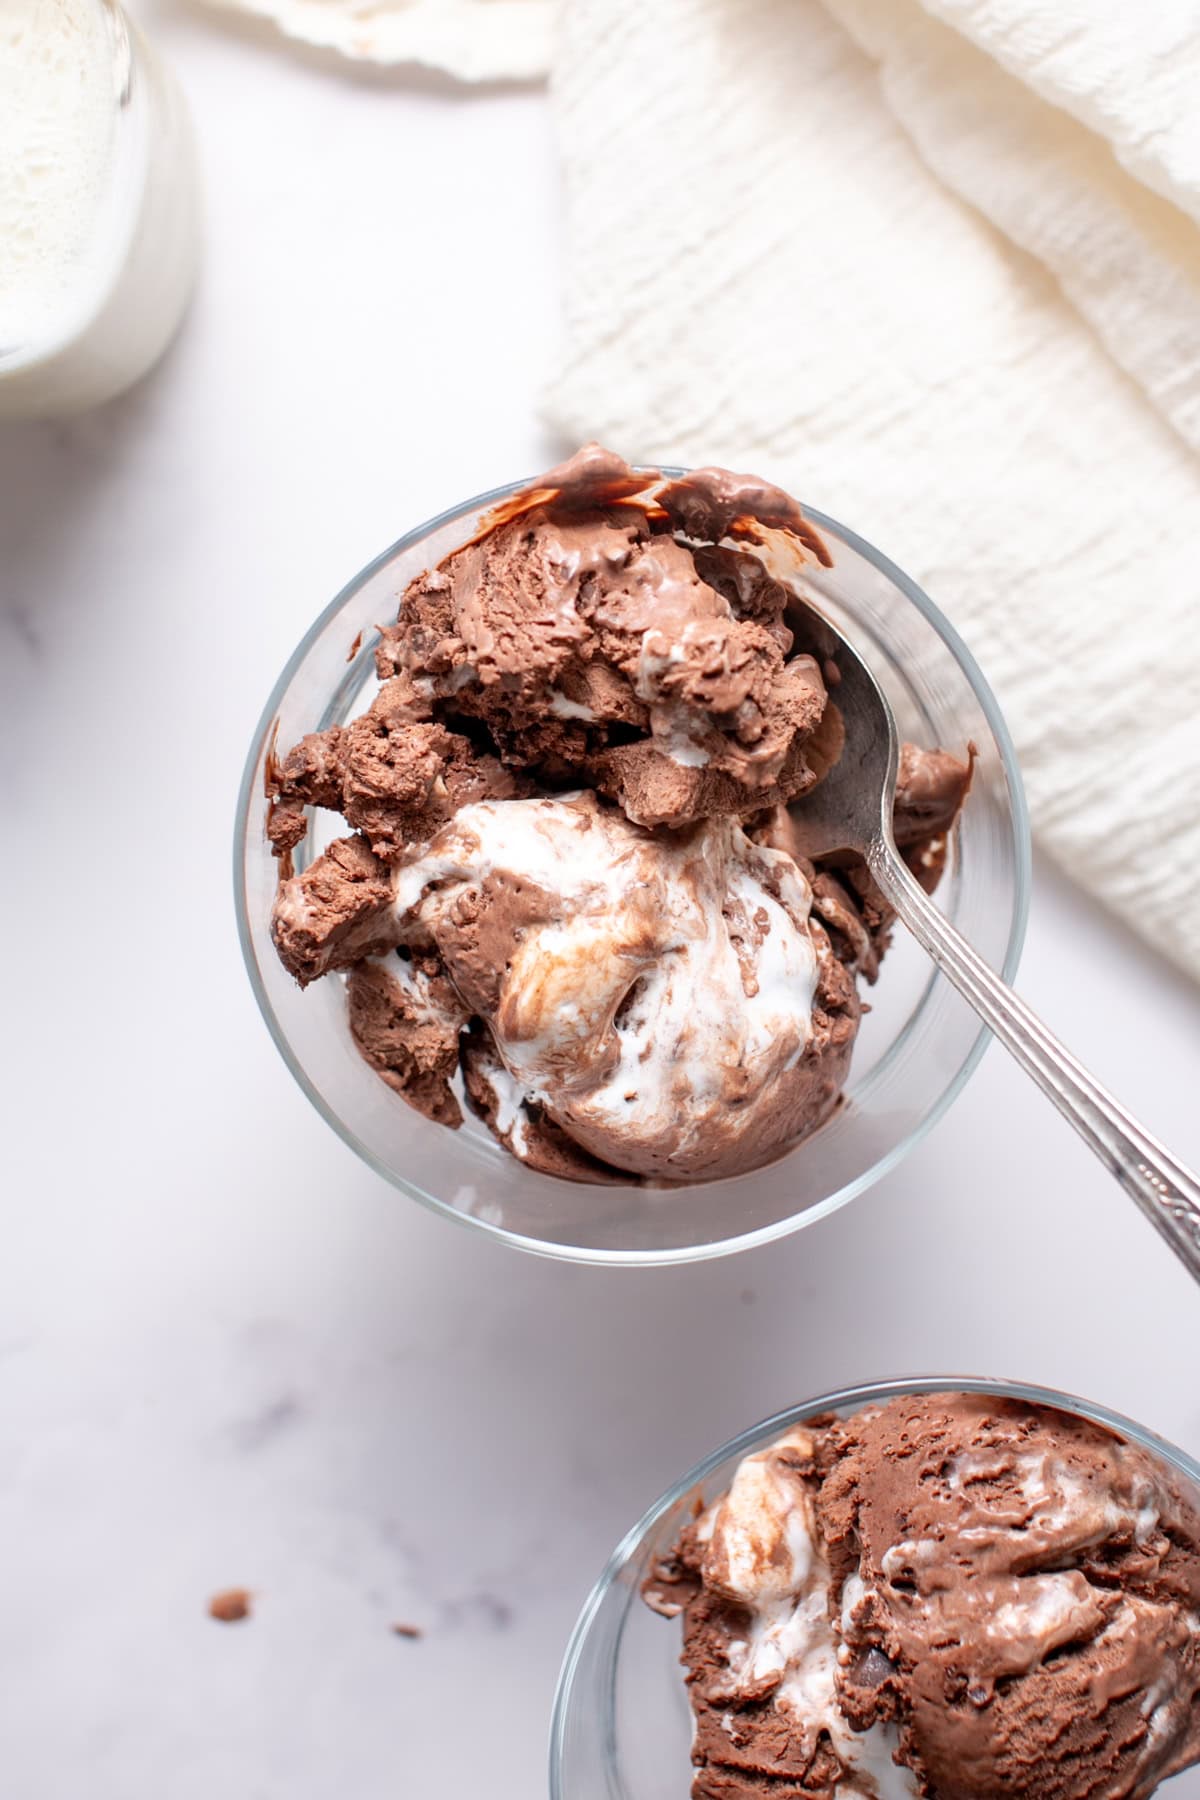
234;474;1030;1264
550;1376;1200;1800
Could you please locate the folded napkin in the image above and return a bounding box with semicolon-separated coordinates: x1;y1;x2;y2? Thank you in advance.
546;0;1200;980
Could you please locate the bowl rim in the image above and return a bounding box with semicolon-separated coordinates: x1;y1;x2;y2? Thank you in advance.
234;474;1033;1267
547;1373;1200;1800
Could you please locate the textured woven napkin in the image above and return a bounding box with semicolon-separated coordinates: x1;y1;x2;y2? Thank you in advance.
545;0;1200;980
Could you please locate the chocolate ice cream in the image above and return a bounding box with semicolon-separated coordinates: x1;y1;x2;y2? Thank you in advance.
267;447;971;1183
644;1393;1200;1799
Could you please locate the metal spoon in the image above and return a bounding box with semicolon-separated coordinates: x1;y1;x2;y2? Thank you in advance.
787;605;1200;1282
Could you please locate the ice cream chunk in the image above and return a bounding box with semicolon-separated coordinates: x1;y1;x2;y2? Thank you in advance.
267;447;972;1183
646;1394;1200;1799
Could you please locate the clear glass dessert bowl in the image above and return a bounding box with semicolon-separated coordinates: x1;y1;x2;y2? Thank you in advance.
550;1375;1200;1800
234;474;1030;1264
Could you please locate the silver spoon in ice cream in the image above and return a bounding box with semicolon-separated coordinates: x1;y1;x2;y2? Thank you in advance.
787;603;1200;1282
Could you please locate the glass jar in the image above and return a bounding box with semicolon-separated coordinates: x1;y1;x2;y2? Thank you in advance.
0;0;199;418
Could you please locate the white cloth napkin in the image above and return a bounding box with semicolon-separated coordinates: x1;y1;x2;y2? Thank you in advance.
545;0;1200;980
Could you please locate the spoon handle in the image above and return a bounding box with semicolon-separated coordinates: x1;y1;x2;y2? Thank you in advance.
868;840;1200;1283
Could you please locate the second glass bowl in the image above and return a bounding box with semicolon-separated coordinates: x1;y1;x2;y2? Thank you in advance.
235;475;1030;1264
550;1376;1200;1800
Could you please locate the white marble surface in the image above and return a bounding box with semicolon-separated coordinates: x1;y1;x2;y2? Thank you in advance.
2;14;1198;1797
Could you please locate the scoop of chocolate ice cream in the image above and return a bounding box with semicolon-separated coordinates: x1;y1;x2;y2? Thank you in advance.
826;1395;1200;1800
385;792;858;1182
647;1394;1200;1800
266;446;973;1182
374;480;830;832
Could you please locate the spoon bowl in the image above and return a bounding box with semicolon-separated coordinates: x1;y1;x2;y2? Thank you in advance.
787;601;899;864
